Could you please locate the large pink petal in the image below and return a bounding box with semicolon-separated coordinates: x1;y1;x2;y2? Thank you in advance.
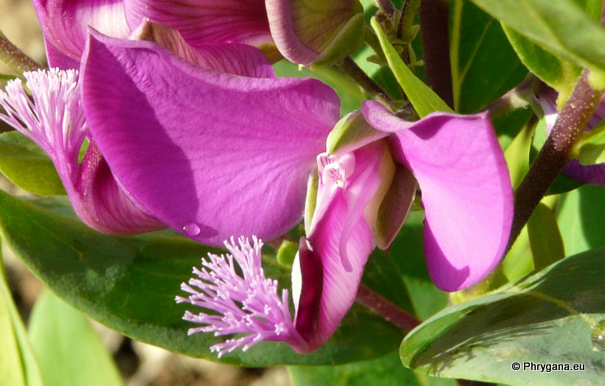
33;0;130;62
363;101;513;291
81;32;339;246
124;0;272;48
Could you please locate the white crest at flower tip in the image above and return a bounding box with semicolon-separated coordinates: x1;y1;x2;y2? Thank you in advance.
0;68;88;183
175;236;306;357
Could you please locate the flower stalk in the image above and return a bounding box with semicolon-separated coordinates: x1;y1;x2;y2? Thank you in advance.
338;56;392;105
356;284;421;331
0;32;42;77
418;0;453;108
509;69;605;247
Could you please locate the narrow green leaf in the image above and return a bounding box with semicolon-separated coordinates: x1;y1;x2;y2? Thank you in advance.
0;250;43;386
401;247;605;384
470;0;605;75
527;201;565;271
370;18;452;117
0;132;65;195
0;256;26;386
0;190;404;366
450;0;527;113
29;290;122;386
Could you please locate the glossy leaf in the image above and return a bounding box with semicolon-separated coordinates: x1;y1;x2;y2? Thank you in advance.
29;290;122;386
503;27;580;96
385;211;448;321
470;0;605;75
450;0;527;113
289;351;456;386
0;132;65;195
401;247;605;384
0;251;43;386
0;190;405;366
371;18;452;117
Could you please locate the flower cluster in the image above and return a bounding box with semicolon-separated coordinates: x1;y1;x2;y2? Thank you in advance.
1;0;516;356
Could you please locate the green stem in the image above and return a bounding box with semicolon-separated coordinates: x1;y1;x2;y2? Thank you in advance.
487;75;535;118
0;31;42;77
399;0;421;42
338;57;392;105
508;69;604;249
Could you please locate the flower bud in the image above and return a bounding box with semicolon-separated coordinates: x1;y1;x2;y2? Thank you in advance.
266;0;365;66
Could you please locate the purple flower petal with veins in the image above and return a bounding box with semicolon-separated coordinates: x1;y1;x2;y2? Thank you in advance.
33;0;130;66
81;31;339;246
124;0;272;49
363;101;513;291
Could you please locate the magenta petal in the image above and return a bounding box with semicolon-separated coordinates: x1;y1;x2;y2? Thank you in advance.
0;69;163;234
130;21;275;78
363;101;513;291
33;0;130;61
81;32;339;246
296;189;373;350
293;142;390;350
124;0;272;48
44;37;80;69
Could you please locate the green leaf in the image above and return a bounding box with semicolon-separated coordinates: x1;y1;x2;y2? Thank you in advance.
450;0;527;113
469;0;605;76
400;247;605;384
289;351;456;386
384;211;448;321
503;115;535;188
557;184;605;256
370;18;452;117
577;122;605;165
0;256;26;386
29;290;122;386
0;190;404;366
502;27;580;96
0;132;65;195
0;250;43;386
526;201;565;271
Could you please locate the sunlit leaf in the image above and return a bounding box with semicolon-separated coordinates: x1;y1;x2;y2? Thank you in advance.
29;290;122;386
0;190;405;366
0;132;65;195
0;251;43;386
470;0;605;75
401;247;605;384
371;18;452;117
